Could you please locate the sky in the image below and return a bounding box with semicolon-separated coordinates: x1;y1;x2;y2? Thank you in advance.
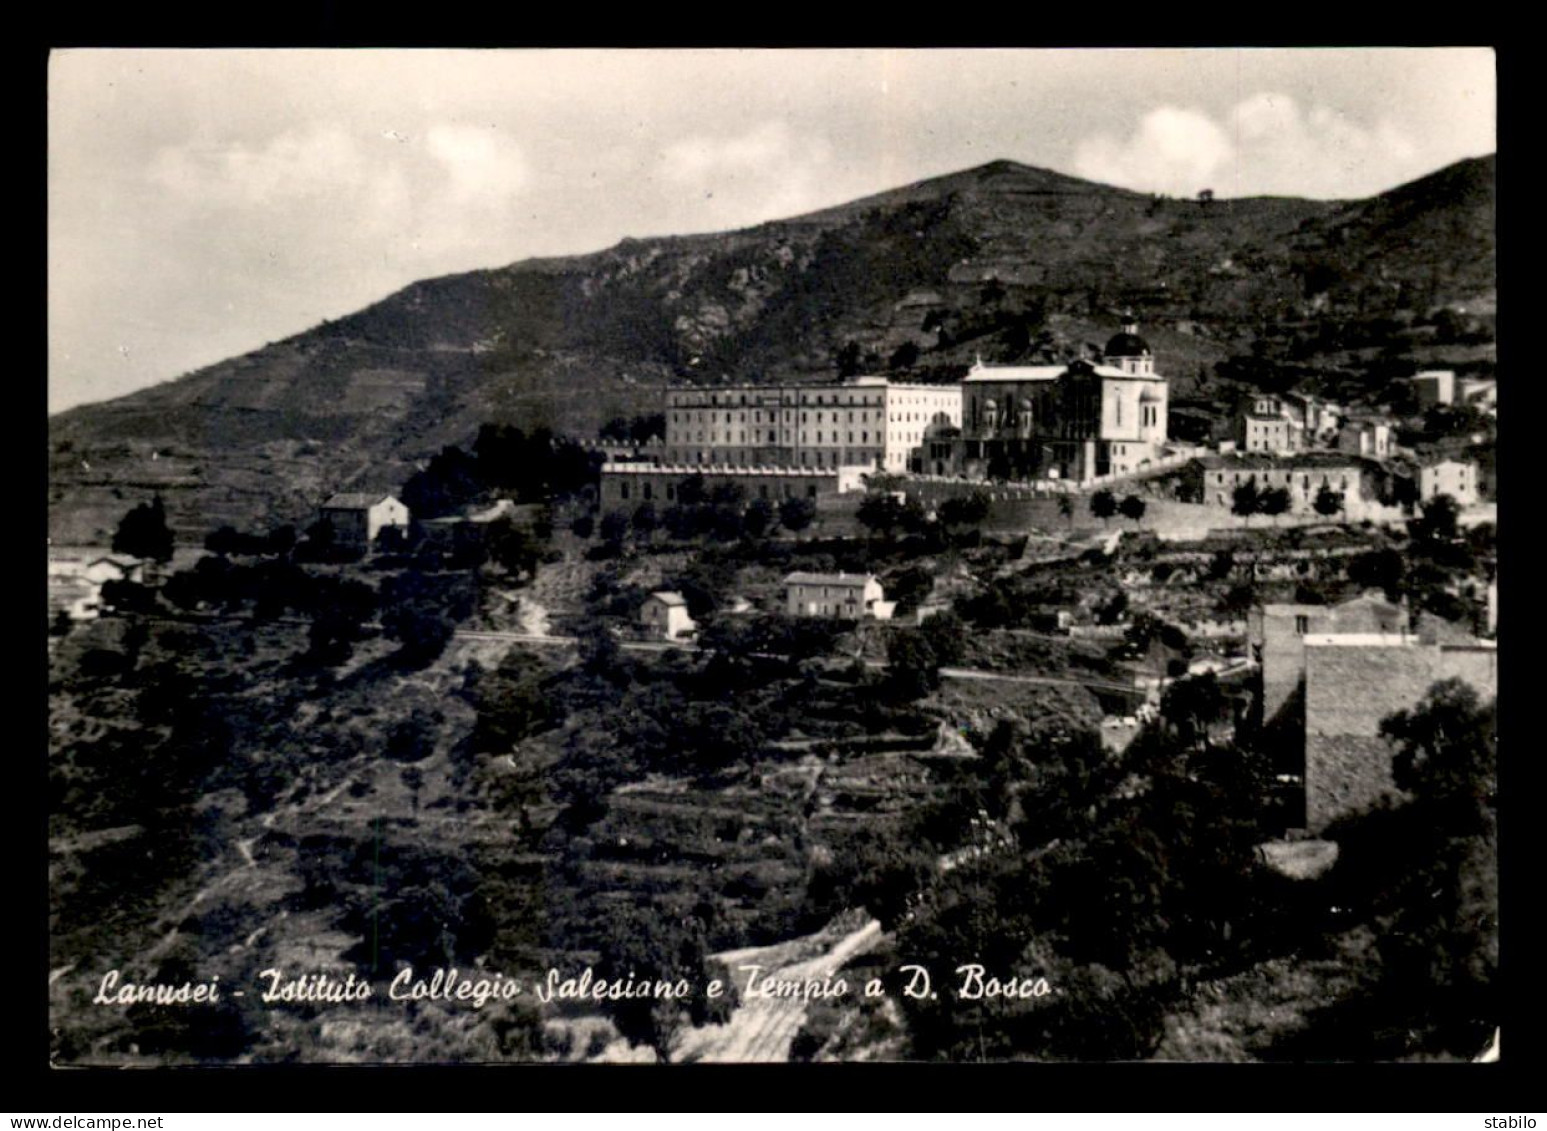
48;47;1496;413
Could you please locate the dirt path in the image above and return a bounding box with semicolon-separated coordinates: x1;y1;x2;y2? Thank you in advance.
671;917;882;1063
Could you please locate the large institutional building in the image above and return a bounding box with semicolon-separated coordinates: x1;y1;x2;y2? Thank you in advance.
661;376;962;475
636;318;1171;497
952;318;1170;481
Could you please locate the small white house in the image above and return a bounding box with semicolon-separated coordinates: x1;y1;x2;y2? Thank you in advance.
83;554;146;585
640;591;696;641
319;493;411;547
783;571;891;620
1418;457;1480;507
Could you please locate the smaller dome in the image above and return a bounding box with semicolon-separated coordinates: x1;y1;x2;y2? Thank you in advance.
1105;331;1152;358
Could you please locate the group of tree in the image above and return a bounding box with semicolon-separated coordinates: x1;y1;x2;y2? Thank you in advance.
884;697;1289;1060
112;496;175;563
1273;679;1497;1059
599;414;666;446
1230;478;1292;525
956;575;1078;632
884;612;967;701
1089;489;1148;528
591;488;816;555
401;426;604;520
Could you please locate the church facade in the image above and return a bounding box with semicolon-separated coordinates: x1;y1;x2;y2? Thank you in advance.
950;319;1170;483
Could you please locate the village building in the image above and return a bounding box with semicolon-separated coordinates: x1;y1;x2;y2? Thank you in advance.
953;318;1170;482
639;591;696;641
1235;392;1341;455
598;463;862;514
1336;416;1394;460
1247;591;1408;722
1416;455;1481;507
660;376;961;475
82;553;147;585
1410;369;1457;407
1281;392;1343;444
1237;395;1298;454
417;498;537;553
1302;633;1496;831
783;571;893;620
1457;375;1498;412
318;492;411;548
1177;452;1380;519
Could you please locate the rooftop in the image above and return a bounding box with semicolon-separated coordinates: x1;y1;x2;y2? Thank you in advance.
646;591;688;607
602;463;840;477
322;492;396;509
1191;452;1373;471
784;571;877;586
962;360;1164;384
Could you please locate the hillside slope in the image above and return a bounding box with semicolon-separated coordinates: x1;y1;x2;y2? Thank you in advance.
48;155;1496;542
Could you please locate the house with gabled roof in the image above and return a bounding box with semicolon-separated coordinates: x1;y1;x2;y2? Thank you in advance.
640;591;696;641
318;492;411;548
783;571;894;620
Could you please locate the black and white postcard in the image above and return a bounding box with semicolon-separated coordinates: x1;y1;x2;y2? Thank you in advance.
46;47;1499;1065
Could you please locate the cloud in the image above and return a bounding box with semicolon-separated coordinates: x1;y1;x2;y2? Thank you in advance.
145;121;531;257
657;121;841;228
423;122;531;203
1072;94;1424;199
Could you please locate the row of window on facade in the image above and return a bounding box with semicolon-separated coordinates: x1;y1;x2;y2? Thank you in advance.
686;430;881;445
671;409;943;426
617;480;821;501
667;449;879;467
1215;470;1351;490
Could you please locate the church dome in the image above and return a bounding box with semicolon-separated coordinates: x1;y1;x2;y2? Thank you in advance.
1104;330;1152;358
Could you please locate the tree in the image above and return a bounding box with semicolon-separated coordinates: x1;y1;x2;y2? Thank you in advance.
1382;678;1496;830
889;341;920;370
1231;479;1260;525
1411;493;1462;546
938;492;990;532
886;629;941;701
598;510;631;549
885;566;935;617
1058;494;1075;528
205;525;243;556
112;496;174;563
1198;188;1215;205
858;493;908;539
592;906;736;1062
742;497;775;539
631;501;659;540
778;495;816;534
1089;489;1118;528
570;513;595;539
1259;486;1291;525
1160;672;1228;753
386;709;438;764
1119;494;1147;525
486;517;542;578
1313;484;1345;518
382;604;455;669
400;445;483;519
917;609;967;666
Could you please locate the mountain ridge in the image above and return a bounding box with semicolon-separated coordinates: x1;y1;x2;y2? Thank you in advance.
49;153;1496;542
